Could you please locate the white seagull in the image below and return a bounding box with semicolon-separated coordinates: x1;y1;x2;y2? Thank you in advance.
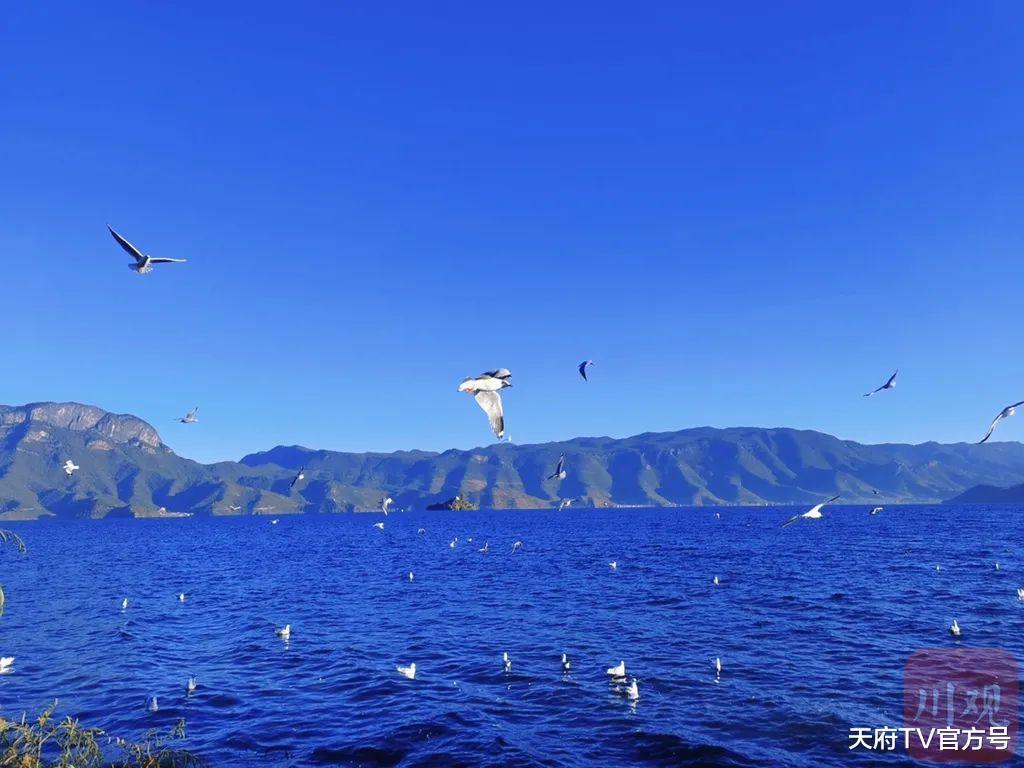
607;661;626;678
502;652;512;673
1016;587;1024;601
63;460;79;477
979;401;1024;444
864;369;898;397
178;592;186;602
714;657;722;681
625;678;640;701
0;657;14;674
397;662;416;680
186;676;198;694
276;624;291;640
547;454;567;481
270;518;279;525
782;495;841;527
449;537;458;548
381;496;393;516
147;697;159;713
558;499;572;511
870;506;883;516
578;360;595;381
417;528;426;535
373;522;385;531
609;561;618;570
561;653;571;673
949;619;961;638
177;407;199;425
511;540;523;553
458;370;512;439
121;597;129;610
713;576;720;586
478;542;489;553
289;468;306;490
407;571;414;581
108;225;186;274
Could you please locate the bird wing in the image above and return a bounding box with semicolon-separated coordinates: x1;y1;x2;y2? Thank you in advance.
781;513;801;527
473;390;505;439
484;368;512;380
578;361;588;380
108;226;145;263
557;454;565;474
979;413;1005;444
187;407;198;419
148;257;187;264
886;369;898;387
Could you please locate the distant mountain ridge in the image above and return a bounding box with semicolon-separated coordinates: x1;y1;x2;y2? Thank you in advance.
3;401;1024;519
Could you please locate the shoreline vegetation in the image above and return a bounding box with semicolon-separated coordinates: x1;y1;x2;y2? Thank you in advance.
0;703;201;768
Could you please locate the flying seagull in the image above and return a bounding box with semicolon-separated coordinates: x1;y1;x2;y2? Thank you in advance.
870;506;883;516
979;401;1024;444
458;370;512;439
373;522;385;531
178;407;199;424
108;226;186;274
864;369;898;397
558;499;572;511
547;454;567;481
578;360;594;381
782;495;841;527
381;496;393;515
63;460;79;477
511;540;523;553
289;467;306;490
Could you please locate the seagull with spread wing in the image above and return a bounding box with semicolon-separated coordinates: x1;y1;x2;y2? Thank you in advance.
578;360;594;381
782;495;841;527
547;454;567;481
864;369;898;397
177;407;199;424
290;467;306;490
458;370;512;439
979;401;1024;444
108;226;186;274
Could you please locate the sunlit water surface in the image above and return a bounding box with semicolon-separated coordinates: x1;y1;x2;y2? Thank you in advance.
0;506;1021;767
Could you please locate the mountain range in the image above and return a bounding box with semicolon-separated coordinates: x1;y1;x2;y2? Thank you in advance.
2;401;1024;520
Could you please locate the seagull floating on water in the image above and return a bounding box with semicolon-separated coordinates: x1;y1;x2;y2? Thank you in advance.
949;619;961;638
0;657;14;674
178;592;186;602
458;370;512;439
547;454;567;481
449;537;458;549
407;572;414;581
995;562;1001;571
870;507;883;516
63;460;79;477
290;468;305;490
511;540;523;553
147;696;159;713
609;561;618;570
1017;588;1024;601
782;495;841;527
417;528;426;535
561;653;571;673
186;676;197;694
397;662;416;680
864;369;898;397
502;652;512;673
270;518;279;525
578;360;594;381
276;624;291;640
121;597;129;610
177;407;199;425
714;657;722;681
979;400;1024;444
625;678;639;700
108;225;187;274
713;576;720;586
607;661;626;678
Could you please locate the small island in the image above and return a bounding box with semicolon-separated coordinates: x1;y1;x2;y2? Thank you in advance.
426;495;477;511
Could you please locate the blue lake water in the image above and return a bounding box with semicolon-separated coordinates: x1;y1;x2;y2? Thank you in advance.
0;505;1021;767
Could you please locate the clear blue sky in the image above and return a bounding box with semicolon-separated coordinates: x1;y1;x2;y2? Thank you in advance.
1;2;1022;463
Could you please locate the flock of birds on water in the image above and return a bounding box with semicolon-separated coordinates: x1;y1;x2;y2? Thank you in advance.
6;227;1024;709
